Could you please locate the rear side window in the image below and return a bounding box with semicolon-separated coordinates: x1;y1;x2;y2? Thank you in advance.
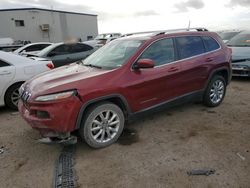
202;36;220;52
140;38;175;66
71;43;93;53
23;44;50;52
0;60;10;67
175;36;205;59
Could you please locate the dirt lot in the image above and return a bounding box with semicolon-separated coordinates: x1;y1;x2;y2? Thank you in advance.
0;78;250;188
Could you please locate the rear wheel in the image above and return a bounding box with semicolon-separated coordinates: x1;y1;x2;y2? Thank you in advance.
80;102;125;148
5;83;22;110
203;75;226;107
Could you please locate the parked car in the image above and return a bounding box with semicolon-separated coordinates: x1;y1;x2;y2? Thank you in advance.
84;33;121;48
227;30;250;77
218;30;241;43
18;28;231;148
27;42;96;68
0;51;54;109
13;42;52;56
0;40;31;52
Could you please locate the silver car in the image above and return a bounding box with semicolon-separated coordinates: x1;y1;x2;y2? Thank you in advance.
227;31;250;77
28;42;96;68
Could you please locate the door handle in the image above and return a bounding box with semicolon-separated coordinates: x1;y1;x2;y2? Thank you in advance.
168;67;179;72
205;57;214;62
0;71;11;75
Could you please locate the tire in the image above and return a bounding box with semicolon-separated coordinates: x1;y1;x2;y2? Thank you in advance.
203;75;226;107
80;102;125;148
4;83;22;110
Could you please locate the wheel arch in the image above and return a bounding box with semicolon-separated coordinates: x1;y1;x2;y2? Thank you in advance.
4;81;25;102
75;94;131;130
206;67;230;89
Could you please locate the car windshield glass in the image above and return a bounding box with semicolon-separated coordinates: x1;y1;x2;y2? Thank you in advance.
82;39;144;69
227;32;250;47
219;32;240;41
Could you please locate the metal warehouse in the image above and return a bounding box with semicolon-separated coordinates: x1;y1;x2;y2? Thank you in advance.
0;8;98;42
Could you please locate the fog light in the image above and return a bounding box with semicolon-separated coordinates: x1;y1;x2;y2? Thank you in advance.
36;111;50;119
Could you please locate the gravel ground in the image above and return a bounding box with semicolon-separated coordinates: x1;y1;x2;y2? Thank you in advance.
0;78;249;188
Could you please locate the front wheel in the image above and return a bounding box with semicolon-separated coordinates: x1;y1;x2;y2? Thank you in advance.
203;75;226;107
5;83;22;110
80;102;125;148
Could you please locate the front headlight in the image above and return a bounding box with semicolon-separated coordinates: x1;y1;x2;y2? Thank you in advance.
35;90;76;102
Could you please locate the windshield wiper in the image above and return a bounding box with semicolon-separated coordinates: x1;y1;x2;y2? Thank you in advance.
84;63;102;69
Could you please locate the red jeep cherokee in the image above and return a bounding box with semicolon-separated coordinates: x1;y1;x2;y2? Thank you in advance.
18;28;232;148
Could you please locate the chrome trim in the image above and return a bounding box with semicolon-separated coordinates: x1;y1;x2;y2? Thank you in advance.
20;90;31;102
131;35;222;71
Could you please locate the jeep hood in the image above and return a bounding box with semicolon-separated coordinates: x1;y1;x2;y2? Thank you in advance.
24;63;111;97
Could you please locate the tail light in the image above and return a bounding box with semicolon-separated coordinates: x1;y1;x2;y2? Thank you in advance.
46;62;54;69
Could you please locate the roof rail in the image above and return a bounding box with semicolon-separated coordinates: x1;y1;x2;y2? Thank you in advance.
121;27;209;37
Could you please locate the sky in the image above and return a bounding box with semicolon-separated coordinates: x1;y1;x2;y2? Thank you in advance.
1;0;250;33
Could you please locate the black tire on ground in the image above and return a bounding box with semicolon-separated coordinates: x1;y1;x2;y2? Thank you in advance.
203;75;226;107
79;102;125;148
4;83;22;110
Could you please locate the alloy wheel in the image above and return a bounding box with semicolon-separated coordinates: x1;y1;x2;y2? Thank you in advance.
209;80;224;104
90;110;120;143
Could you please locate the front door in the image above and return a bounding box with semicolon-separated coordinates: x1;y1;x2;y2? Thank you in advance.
127;38;182;112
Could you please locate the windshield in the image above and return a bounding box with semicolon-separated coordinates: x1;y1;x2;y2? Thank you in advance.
227;32;250;47
219;32;240;41
82;39;144;69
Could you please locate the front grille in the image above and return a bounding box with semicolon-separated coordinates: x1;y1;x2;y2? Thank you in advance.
20;90;31;102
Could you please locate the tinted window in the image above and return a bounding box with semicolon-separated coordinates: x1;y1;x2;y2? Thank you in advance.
49;45;71;55
176;36;205;59
23;44;51;52
140;38;175;66
71;43;93;53
0;60;10;67
202;36;220;52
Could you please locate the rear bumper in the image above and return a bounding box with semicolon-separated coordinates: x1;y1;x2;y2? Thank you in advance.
18;96;82;135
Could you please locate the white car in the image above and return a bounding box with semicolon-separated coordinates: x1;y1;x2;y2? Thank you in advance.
0;51;54;109
13;42;52;56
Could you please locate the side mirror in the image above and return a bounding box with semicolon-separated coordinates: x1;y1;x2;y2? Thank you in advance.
134;59;155;69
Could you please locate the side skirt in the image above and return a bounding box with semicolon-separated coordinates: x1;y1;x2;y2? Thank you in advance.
128;90;204;122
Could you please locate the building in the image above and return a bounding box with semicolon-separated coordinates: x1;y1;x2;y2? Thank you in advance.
0;8;98;43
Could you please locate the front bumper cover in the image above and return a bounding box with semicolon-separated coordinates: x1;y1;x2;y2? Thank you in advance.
18;96;83;135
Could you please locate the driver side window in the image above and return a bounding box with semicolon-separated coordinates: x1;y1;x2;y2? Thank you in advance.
140;38;175;66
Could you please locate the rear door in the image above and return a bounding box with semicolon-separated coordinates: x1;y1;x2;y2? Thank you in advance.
175;36;208;94
0;60;15;98
127;38;182;111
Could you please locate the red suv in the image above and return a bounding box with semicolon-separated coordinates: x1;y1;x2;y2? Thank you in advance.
18;28;232;148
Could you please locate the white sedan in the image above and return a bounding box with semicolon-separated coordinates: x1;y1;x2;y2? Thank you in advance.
13;42;52;56
0;51;54;109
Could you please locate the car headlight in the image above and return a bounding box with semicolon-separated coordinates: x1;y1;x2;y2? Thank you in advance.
35;90;76;102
